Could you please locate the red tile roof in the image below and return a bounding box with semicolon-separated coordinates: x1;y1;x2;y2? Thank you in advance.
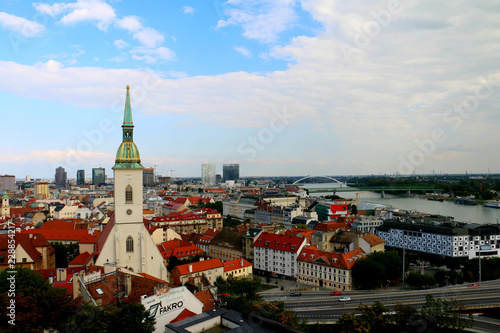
196;228;219;245
170;308;198;323
253;232;305;253
68;251;92;266
223;258;252;272
11;234;42;263
193;289;215;312
40;220;77;230
157;240;204;259
21;228;100;244
314;222;351;232
362;233;385;246
298;246;366;270
174;258;223;276
86;271;166;306
93;215;114;255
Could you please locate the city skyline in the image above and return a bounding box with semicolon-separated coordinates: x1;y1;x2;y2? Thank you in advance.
1;1;499;178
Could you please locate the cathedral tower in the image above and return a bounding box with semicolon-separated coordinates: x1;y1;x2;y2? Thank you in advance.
95;86;167;281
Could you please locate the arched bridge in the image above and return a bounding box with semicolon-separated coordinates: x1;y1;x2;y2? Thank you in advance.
304;186;442;194
292;175;345;185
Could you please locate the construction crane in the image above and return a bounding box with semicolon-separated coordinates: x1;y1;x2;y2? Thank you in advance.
158;170;176;178
355;191;372;209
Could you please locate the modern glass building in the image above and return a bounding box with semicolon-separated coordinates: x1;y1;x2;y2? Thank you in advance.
222;163;239;182
55;166;67;187
201;162;216;185
92;167;106;186
77;169;85;185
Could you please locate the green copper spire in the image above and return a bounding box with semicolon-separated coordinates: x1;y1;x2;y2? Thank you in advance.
113;85;144;170
2;191;8;199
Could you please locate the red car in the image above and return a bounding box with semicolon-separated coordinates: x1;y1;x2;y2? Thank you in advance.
330;291;342;296
469;283;480;287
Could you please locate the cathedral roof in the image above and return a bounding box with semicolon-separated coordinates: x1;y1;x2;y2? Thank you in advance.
113;85;144;170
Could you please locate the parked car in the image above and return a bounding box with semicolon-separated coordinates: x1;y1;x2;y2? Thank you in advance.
330;291;342;296
338;296;351;302
289;292;302;297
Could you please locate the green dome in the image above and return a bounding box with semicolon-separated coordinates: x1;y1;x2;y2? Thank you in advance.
114;141;144;169
113;85;144;170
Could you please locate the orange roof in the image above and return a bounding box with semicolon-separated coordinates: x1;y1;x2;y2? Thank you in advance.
174;258;223;276
39;220;76;230
223;258;252;272
298;246;366;270
362;233;385;246
21;228;100;244
170;308;198;323
157;240;204;259
68;251;92;266
254;232;305;253
194;289;215;312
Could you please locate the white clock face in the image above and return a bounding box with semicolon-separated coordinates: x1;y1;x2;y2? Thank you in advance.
125;175;132;182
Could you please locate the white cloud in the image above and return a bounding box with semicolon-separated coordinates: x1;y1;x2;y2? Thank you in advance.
130;46;174;64
0;12;45;37
132;27;164;48
2;1;500;175
115;15;165;49
34;0;116;31
216;0;298;43
182;6;195;15
234;46;252;57
113;39;129;49
34;59;63;72
115;15;142;32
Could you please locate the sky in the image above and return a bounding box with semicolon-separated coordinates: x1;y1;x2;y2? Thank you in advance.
0;0;499;179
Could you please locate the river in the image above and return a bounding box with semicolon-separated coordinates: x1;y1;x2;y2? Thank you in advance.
300;183;500;225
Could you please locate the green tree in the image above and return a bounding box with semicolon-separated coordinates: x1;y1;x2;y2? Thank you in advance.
351;204;358;215
352;251;402;289
336;301;391;333
421;294;473;331
393;303;418;332
0;268;77;333
406;272;436;289
107;303;156;333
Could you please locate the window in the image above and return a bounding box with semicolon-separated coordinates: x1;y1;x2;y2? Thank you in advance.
125;185;133;204
126;236;134;252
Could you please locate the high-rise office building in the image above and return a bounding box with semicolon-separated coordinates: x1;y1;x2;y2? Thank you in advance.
215;174;222;184
143;168;155;187
55;166;67;187
35;183;49;199
223;163;239;182
201;163;216;185
77;170;85;185
0;175;15;192
92;167;106;186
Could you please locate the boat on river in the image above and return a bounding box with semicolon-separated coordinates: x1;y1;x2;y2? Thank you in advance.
484;202;500;208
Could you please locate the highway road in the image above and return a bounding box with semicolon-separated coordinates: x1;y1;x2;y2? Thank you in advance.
259;280;500;332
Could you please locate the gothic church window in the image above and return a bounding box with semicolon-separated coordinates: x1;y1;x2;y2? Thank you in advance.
126;236;134;252
125;185;133;204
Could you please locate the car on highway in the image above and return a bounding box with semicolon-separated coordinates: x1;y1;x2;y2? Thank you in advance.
338;296;351;302
289;292;302;297
330;291;342;296
469;283;480;287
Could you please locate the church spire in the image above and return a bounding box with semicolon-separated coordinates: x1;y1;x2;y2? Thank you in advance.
113;85;144;169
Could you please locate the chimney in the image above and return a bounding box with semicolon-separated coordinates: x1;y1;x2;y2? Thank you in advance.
125;274;132;295
57;268;67;282
188;264;193;273
240;258;244;267
72;273;80;299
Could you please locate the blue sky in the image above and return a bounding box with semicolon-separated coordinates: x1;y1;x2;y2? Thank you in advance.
1;0;499;179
